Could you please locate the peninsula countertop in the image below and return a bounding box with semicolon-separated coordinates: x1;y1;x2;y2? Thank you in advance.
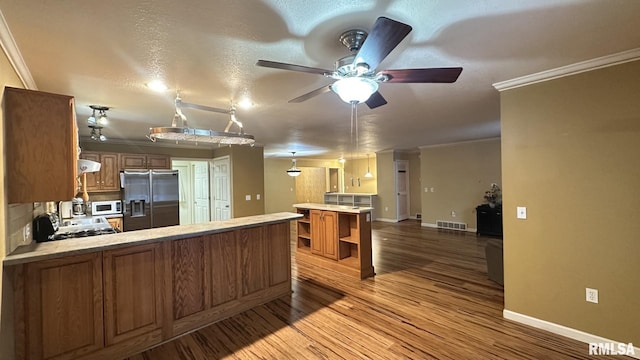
293;203;374;213
4;212;302;266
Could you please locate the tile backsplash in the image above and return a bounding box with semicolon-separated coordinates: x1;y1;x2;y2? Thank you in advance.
7;202;48;253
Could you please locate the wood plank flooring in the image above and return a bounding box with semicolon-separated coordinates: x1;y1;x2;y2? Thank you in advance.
126;220;618;359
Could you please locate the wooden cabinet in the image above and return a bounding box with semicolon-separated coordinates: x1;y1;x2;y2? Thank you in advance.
310;210;338;260
107;217;123;231
295;206;374;279
120;153;171;169
3;87;78;203
476;204;503;237
11;217;295;359
103;243;165;346
81;151;119;192
19;252;103;360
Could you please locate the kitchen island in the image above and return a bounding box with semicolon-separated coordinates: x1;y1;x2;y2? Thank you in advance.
293;203;374;280
5;212;301;360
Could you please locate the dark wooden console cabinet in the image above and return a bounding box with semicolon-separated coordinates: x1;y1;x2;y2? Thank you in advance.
476;204;503;237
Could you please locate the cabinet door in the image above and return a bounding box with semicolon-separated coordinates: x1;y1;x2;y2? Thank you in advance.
4;87;78;203
310;210;323;255
106;217;123;231
25;252;104;360
322;211;338;260
100;153;120;190
238;227;267;297
147;154;171;169
103;243;164;346
266;222;291;286
81;152;102;192
120;154;147;169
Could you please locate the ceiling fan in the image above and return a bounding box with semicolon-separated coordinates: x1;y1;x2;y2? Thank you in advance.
256;16;463;109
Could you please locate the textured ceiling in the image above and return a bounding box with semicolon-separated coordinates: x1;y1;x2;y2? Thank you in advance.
1;0;639;159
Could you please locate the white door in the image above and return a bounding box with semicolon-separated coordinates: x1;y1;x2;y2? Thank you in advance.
212;156;231;220
192;161;210;223
172;161;193;225
395;160;410;221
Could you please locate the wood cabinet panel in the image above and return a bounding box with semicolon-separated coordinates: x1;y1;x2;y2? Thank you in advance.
310;210;338;260
82;151;119;192
121;153;171;169
208;232;238;306
172;237;207;320
25;253;103;360
4;87;78;203
266;222;291;287
238;227;267;297
107;217;123;232
103;243;164;346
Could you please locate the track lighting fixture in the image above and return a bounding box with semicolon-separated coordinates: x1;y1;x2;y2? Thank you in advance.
88;105;109;141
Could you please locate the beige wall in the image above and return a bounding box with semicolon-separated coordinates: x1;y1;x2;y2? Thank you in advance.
375;151;396;220
420;139;502;228
501;60;640;344
217;146;265;217
1;46;27;360
343;156;377;193
264;158;297;213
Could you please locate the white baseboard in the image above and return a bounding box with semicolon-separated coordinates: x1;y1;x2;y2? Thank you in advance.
375;217;399;223
504;310;639;358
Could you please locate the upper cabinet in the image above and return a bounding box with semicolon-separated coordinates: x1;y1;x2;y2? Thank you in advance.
81;152;120;192
3;87;78;203
120;153;171;169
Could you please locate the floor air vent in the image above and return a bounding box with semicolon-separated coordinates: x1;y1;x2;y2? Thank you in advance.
436;220;467;231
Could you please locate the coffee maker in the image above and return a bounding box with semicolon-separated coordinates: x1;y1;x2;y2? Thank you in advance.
72;197;86;216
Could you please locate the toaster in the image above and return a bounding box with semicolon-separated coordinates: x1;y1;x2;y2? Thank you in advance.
33;213;59;242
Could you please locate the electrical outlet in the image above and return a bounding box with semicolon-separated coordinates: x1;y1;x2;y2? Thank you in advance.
586;288;598;303
23;223;31;242
517;206;527;219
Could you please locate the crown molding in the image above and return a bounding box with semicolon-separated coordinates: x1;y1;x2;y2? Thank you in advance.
0;10;37;90
493;48;640;92
418;136;501;150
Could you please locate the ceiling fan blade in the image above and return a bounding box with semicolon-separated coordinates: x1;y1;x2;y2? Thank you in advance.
379;67;463;83
288;85;333;103
256;60;332;75
353;17;412;72
365;91;387;109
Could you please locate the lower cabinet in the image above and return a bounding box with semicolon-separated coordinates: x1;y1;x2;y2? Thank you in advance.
103;243;165;346
310;210;338;260
296;206;374;280
11;221;293;360
20;252;104;360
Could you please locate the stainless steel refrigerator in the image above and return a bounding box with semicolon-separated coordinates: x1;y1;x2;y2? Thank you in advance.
121;169;180;231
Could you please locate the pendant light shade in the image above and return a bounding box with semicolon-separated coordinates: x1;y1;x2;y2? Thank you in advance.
287;152;302;177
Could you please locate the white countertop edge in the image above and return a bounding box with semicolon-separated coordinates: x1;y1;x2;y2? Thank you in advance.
4;212;301;266
293;203;374;213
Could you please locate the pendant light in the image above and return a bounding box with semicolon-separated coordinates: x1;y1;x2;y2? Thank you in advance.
364;154;373;178
286;152;301;177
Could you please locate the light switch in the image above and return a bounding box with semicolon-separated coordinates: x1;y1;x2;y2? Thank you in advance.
517;206;527;219
245;195;251;201
256;194;261;200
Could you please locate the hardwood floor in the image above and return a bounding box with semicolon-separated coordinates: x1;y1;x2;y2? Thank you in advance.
126;220;614;359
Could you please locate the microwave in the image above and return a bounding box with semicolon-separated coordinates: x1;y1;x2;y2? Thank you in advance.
91;200;122;216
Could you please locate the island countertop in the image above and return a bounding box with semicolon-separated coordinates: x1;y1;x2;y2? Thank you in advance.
293;203;374;213
4;212;301;266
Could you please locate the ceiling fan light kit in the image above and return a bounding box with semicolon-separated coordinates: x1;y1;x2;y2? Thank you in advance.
148;94;255;146
257;16;463;109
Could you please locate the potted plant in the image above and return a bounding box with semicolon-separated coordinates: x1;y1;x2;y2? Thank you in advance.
483;183;502;208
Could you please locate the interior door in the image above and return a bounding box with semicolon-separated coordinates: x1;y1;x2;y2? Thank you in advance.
172;161;192;225
212;156;231;221
192;161;210;223
395;160;410;221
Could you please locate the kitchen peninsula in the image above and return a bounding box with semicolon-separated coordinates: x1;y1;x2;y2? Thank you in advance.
293;203;374;280
4;212;300;360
